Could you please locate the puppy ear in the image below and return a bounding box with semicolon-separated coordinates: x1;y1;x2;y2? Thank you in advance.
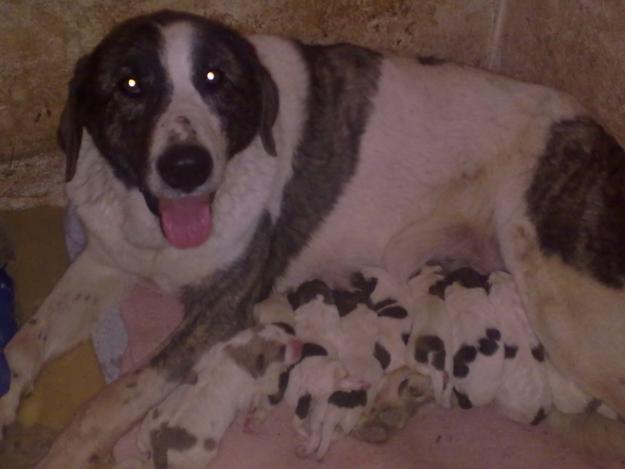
256;64;279;157
58;55;90;182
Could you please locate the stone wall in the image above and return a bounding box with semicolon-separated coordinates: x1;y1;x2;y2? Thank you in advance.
495;0;625;142
1;0;624;207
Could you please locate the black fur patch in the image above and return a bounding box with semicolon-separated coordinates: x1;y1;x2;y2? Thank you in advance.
287;279;334;309
527;118;625;288
453;388;473;409
377;305;408;319
350;272;378;298
333;289;361;316
414;348;428;363
504;344;518;359
531;344;545;362
417;335;445;352
456;345;477;363
453;362;470;378
485;328;501;341
271;322;295;335
373;342;391;370
432;350;446;371
328;389;368;408
296;393;312;419
429;267;490;299
478;338;499;356
300;342;329;361
373;298;396;311
401;333;410;345
268;369;290;405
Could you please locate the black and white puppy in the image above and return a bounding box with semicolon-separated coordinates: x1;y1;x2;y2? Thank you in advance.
2;9;625;467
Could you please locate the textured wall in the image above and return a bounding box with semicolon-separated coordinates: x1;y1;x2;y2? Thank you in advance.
0;0;498;163
495;0;625;143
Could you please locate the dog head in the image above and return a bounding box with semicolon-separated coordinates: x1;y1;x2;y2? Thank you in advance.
58;10;279;249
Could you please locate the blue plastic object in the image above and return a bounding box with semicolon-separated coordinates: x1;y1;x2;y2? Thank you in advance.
0;267;17;396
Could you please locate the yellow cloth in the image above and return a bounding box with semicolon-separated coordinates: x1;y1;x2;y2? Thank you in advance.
0;207;105;431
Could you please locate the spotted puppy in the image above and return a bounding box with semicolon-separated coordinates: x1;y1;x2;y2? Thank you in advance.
489;271;618;424
285;280;372;458
134;324;300;469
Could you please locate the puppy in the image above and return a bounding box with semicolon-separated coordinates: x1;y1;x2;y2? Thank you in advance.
134;324;300;469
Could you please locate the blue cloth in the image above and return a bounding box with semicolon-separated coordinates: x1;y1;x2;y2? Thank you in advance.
64;205;127;383
0;267;17;395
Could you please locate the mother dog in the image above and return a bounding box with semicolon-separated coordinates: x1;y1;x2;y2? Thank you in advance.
2;9;624;467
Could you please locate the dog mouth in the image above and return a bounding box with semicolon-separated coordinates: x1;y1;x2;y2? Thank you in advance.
158;193;215;249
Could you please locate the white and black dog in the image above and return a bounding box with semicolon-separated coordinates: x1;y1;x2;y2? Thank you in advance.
2;9;625;467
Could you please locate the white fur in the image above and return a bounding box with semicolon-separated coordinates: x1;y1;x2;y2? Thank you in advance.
247;35;309;221
148;22;227;198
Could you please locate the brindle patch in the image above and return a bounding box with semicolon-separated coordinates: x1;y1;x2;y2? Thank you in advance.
527;118;625;288
260;42;382;291
224;334;285;378
150;423;197;469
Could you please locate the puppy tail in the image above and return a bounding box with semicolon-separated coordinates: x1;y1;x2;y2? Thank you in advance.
546;410;625;461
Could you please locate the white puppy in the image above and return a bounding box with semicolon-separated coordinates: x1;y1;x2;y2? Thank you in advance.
135;325;300;469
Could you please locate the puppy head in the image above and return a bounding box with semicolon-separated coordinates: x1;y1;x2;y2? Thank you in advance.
58;10;278;249
225;325;301;380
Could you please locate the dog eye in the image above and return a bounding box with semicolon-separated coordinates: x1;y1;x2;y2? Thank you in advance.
119;76;142;96
204;69;223;89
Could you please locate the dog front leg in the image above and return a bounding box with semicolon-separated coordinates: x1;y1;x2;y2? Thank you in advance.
35;298;249;469
0;249;135;433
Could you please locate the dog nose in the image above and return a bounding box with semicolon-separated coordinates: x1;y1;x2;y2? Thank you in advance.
157;145;213;193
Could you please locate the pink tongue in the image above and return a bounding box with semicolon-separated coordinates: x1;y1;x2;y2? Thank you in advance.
159;195;212;249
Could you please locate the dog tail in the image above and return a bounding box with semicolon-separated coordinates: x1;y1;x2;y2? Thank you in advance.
546;410;625;460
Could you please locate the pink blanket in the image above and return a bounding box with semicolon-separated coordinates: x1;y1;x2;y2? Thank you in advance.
113;282;617;468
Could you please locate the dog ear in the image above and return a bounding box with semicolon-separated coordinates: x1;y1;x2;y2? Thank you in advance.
257;64;279;157
58;55;90;182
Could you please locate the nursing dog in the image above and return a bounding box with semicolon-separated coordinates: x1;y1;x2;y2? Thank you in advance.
1;9;624;467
